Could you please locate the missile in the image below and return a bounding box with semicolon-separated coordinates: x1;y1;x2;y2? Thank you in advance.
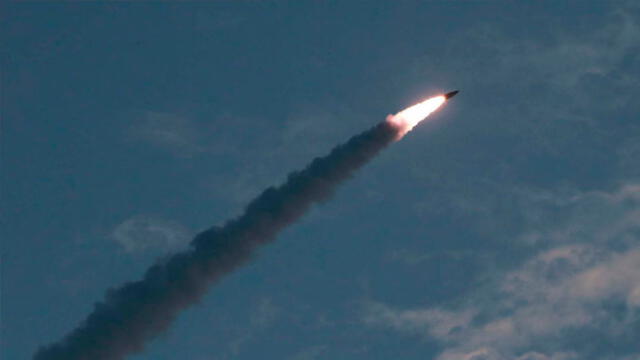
444;90;459;99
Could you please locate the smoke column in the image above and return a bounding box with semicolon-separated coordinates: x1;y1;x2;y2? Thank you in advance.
34;94;447;360
34;120;401;360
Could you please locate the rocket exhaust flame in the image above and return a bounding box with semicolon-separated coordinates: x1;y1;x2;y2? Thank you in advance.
386;95;447;139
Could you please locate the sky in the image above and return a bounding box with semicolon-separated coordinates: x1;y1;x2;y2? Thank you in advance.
2;1;640;360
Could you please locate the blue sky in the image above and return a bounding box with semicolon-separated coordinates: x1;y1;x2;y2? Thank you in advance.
3;2;640;360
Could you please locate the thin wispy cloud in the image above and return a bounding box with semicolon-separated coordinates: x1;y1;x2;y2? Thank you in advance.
438;3;640;94
287;345;327;360
111;215;191;254
128;111;205;157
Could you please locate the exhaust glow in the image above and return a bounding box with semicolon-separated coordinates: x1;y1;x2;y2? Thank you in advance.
386;95;446;138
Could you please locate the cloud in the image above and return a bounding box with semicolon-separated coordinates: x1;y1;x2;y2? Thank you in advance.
128;111;204;157
228;298;279;356
287;346;327;360
514;352;577;360
363;182;640;360
443;3;640;94
364;6;640;358
362;301;475;339
617;136;640;179
407;1;639;178
111;215;191;253
397;4;639;244
519;183;640;247
569;249;640;307
513;8;639;89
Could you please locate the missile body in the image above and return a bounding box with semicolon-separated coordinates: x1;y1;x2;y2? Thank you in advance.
444;90;459;99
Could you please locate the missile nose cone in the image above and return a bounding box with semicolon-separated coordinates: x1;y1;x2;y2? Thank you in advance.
444;90;459;99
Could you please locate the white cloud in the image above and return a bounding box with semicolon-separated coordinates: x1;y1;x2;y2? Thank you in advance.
111;215;191;253
363;182;640;359
569;249;640;307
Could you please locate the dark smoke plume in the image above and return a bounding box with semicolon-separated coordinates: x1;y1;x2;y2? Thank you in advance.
35;121;399;360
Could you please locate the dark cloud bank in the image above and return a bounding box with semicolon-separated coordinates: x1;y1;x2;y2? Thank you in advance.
35;121;398;360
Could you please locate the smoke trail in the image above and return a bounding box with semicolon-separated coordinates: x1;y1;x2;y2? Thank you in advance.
34;121;399;360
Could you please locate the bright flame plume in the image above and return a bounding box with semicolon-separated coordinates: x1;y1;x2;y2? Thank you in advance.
386;95;446;139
